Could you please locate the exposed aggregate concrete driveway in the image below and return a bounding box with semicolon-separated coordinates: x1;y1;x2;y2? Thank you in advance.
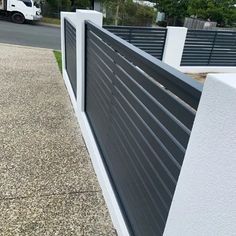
0;44;115;235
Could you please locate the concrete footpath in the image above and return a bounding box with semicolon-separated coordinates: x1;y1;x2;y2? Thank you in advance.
0;44;115;235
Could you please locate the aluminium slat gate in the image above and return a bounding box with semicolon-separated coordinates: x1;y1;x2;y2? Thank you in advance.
104;25;167;60
64;19;77;97
85;21;202;236
181;29;236;66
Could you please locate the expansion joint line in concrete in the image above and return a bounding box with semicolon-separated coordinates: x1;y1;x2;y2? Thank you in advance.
0;190;100;202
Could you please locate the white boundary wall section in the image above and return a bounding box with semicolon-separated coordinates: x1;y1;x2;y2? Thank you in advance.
162;27;236;73
164;74;236;235
61;10;130;236
179;66;236;73
162;26;187;68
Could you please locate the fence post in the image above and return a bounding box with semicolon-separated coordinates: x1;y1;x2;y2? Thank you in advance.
75;10;103;112
162;27;187;69
163;74;236;235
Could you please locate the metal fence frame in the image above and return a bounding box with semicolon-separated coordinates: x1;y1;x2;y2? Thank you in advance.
85;20;202;236
64;18;77;97
104;25;167;60
181;29;236;66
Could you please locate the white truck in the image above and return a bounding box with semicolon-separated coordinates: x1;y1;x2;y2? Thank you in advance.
0;0;42;24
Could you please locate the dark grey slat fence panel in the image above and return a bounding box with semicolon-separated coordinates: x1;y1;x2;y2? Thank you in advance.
85;21;202;236
209;31;236;66
104;25;167;60
64;19;77;97
181;30;236;66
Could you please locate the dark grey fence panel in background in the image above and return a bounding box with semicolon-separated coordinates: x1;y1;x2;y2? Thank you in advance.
64;19;77;97
181;30;215;66
104;25;167;60
210;31;236;66
181;30;236;66
85;21;202;236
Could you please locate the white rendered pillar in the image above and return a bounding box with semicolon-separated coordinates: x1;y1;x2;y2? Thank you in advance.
162;27;187;69
164;74;236;235
75;10;103;112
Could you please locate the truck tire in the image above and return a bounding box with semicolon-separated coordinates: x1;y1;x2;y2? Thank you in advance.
11;12;25;24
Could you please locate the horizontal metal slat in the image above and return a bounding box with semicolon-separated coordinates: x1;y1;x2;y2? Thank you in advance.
86;76;111;120
112;90;176;198
105;126;165;235
86;58;112;104
87;29;196;130
109;111;171;226
104;25;167;60
87;40;191;162
86;22;203;236
110;107;172;213
87;21;202;110
65;18;77;97
89;30;192;162
113;72;186;164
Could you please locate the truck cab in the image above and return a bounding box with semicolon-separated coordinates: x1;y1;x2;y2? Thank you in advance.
0;0;42;23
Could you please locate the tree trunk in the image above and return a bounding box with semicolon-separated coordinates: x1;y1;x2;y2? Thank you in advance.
115;2;120;26
173;16;177;26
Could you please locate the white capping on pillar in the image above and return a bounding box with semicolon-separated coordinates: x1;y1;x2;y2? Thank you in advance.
164;74;236;235
162;27;187;69
75;10;103;112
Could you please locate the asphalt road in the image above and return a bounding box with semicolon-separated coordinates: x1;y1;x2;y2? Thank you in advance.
0;20;61;50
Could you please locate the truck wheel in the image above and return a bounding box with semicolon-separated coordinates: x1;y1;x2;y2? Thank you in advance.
11;13;25;24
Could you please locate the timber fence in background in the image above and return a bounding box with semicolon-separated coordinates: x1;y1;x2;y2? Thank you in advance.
104;25;167;60
184;17;217;30
61;10;236;236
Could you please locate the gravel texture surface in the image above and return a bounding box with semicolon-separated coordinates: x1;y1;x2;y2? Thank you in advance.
0;43;115;236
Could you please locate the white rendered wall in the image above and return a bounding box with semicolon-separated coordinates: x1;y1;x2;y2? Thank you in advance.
162;27;187;68
164;74;236;235
180;66;236;73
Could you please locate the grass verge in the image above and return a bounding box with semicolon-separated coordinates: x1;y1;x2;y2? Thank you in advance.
53;51;62;73
42;17;61;25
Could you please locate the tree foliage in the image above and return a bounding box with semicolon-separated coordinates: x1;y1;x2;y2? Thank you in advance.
187;0;236;26
71;0;92;10
42;0;92;17
152;0;236;26
43;0;236;27
157;0;188;21
45;0;71;11
149;0;188;25
102;0;155;26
